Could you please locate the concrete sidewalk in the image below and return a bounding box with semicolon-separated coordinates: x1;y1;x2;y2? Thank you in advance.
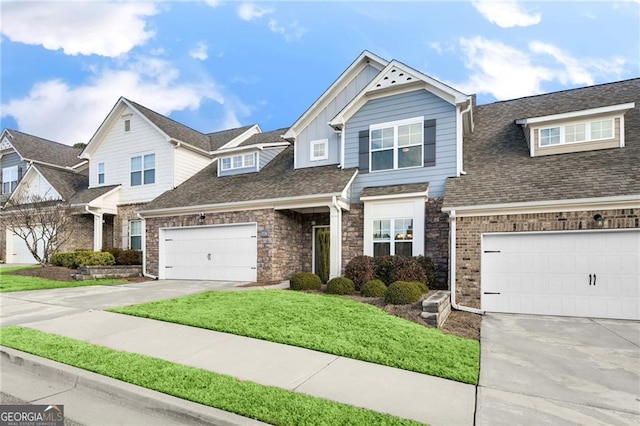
4;309;476;425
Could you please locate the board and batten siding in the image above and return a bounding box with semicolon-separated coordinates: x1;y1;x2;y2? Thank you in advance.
89;105;174;205
174;146;211;186
296;64;380;169
344;89;457;199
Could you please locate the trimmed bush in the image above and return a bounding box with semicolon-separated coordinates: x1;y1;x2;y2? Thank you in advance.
326;277;355;295
408;281;429;294
372;255;396;286
103;248;142;265
51;251;115;268
289;272;322;291
344;255;375;290
383;281;422;305
361;279;387;298
415;255;438;289
389;256;427;285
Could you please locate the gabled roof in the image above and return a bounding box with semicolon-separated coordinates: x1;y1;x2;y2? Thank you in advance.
1;129;84;168
283;51;388;139
34;164;88;201
208;125;258;151
443;78;640;210
329;59;469;129
213;128;290;155
141;146;357;213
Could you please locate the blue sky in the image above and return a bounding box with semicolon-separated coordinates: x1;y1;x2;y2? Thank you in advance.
1;0;638;145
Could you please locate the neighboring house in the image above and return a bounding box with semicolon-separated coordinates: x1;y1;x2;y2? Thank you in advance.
0;99;259;263
0;129;87;263
139;51;474;285
442;78;640;320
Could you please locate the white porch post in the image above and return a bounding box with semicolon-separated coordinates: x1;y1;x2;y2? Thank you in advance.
329;197;343;279
92;212;103;251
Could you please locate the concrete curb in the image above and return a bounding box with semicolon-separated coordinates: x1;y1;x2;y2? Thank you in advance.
1;347;266;426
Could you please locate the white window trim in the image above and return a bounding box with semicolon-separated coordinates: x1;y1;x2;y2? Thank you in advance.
363;197;425;257
372;218;414;256
130;152;156;186
310;139;329;161
129;220;142;251
369;116;424;172
2;165;18;194
220;153;256;171
97;162;105;185
538;118;615;148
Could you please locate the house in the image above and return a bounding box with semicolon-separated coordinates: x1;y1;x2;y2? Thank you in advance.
442;78;640;320
1;99;259;263
0;129;87;262
138;51;474;285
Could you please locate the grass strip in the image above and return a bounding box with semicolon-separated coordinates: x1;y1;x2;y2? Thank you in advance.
111;290;479;384
0;268;124;292
0;326;423;426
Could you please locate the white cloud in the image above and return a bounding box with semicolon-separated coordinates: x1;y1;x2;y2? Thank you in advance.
204;0;222;8
190;42;209;61
453;37;629;101
472;0;541;28
237;3;272;21
1;58;227;143
0;2;158;57
268;19;307;42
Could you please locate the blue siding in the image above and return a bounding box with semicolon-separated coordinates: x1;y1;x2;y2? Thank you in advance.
344;90;457;199
0;152;26;171
219;152;258;176
296;64;380;169
259;147;286;170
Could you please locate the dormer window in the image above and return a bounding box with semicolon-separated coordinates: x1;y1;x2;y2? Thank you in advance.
310;139;328;161
221;153;255;171
539;119;614;147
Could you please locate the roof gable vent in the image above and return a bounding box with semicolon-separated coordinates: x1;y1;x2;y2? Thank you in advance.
373;66;417;90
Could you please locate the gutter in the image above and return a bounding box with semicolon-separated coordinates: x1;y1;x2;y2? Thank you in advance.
137;212;157;280
449;209;484;315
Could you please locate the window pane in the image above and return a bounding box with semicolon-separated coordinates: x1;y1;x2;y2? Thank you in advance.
221;158;231;170
244;153;255;167
98;163;104;173
144;154;155;169
398;145;422;168
233;155;243;168
372;127;394;149
540;127;560;146
395;242;413;257
130;221;141;234
313;142;326;158
374;242;391;257
394;219;413;241
2;182;10;194
398;123;422;146
371;150;393;171
131;171;141;186
98;173;105;184
144;169;155;184
591;120;613;139
131;156;141;171
373;220;390;240
565;123;585;143
130;236;142;251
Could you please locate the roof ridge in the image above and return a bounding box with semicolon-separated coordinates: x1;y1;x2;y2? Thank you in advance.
7;128;79;150
123;98;209;138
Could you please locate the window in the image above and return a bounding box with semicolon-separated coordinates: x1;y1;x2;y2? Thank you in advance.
539;119;614;147
98;162;105;185
220;153;255;171
370;118;423;172
2;166;18;194
131;153;155;186
372;219;413;257
310;139;328;161
130;220;142;251
124;119;131;132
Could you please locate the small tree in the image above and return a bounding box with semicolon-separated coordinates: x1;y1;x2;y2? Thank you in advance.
316;228;330;284
2;188;73;265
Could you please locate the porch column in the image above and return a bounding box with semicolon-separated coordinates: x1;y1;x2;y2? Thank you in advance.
329;200;342;279
93;212;103;251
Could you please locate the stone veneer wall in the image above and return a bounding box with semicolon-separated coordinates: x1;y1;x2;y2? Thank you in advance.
455;208;640;308
0;216;5;262
425;197;450;290
300;213;330;273
342;204;364;272
273;210;305;280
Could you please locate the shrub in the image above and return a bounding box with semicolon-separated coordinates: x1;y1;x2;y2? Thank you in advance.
389;256;427;285
50;251;115;268
361;279;387;298
415;255;438;289
372;255;396;286
103;248;142;265
289;272;322;291
344;255;375;290
316;229;330;284
326;277;355;295
383;281;422;305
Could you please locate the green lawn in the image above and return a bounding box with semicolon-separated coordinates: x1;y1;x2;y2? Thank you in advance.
111;290;479;384
0;326;422;426
0;266;125;292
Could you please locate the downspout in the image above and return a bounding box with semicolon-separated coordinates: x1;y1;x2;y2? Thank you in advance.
339;121;345;169
457;98;473;176
449;209;484;315
137;212;157;280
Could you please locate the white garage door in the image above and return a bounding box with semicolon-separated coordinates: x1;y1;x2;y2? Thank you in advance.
160;224;257;281
482;230;640;320
5;228;43;264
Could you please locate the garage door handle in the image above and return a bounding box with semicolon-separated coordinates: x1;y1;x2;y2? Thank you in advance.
484;292;500;295
593;274;596;286
589;274;592;285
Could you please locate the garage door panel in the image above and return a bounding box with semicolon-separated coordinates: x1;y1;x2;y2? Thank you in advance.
482;230;640;320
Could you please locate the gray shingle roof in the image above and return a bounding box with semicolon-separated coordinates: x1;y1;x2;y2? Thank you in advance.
207;125;255;151
6;129;83;167
143;146;357;211
70;185;120;205
34;165;88;201
235;127;290;148
361;183;429;198
443;79;640;208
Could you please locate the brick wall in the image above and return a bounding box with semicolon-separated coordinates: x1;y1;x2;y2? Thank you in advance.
116;203;147;249
61;214;94;252
455;208;640;308
425;197;450;289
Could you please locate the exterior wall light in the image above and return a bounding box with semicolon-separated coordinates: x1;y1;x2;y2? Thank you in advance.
593;214;604;227
198;213;206;225
261;229;269;238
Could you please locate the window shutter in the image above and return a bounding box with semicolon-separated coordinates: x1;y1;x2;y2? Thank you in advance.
423;119;436;167
121;221;129;249
359;130;369;173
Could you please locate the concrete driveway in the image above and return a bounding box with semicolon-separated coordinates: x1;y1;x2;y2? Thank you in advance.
477;313;640;425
